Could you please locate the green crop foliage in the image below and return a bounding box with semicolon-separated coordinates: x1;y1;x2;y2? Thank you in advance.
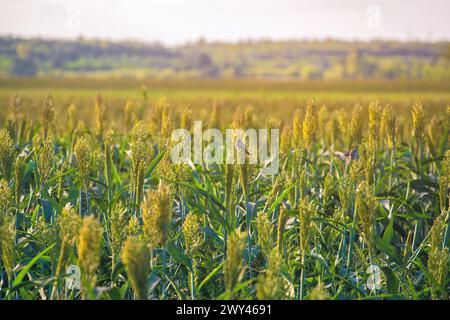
0;80;448;300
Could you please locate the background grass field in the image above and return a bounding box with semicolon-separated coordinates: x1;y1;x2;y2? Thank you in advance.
1;78;449;129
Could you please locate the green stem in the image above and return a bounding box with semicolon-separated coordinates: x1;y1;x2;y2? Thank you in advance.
346;202;358;274
299;254;305;300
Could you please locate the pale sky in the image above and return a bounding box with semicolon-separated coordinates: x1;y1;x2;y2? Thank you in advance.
1;0;449;45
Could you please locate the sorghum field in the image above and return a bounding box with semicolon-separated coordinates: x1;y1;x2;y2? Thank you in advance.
0;79;449;300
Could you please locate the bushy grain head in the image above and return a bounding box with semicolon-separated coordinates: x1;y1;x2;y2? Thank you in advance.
130;121;149;167
349;158;365;186
124;101;137;132
0;179;13;215
328;110;341;147
412;101;426;148
426;116;442;152
78;216;102;294
383;104;398;149
148;97;168;139
224;230;246;294
0;128;16;181
127;216;142;237
56;204;82;277
142;181;172;249
37;135;55;184
339;175;354;212
359;139;375;185
95;94;108;140
180;107;193;131
323;172;336;206
256;211;273;258
122;236;150;300
302;99;318;147
368;100;382;147
349;103;363;148
8;94;23;123
0;213;16;278
110;203;128;265
292;108;303;149
355;181;378;251
280;123;292;155
74;136;92;190
42;93;56;138
256;248;287;300
59;204;82;247
299;198;315;254
182;213;204;257
161;106;173;140
68;104;77;134
309;280;330;300
337;109;349;149
428;208;449;299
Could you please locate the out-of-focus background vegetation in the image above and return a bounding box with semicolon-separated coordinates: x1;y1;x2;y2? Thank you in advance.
1;37;449;80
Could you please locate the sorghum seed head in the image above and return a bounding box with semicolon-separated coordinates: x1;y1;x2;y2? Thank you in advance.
428;208;450;299
110;203;128;261
122;236;150;300
182;213;204;257
368;100;382;146
256;248;288;300
68;104;77;133
124;101;136;132
299;198;315;254
0;179;13;215
292;108;303;149
78;216;102;291
95;94;108;139
142;181;172;249
74;136;92;189
256;211;273;258
412;101;426;147
127;216;142;237
42;93;56;138
355;181;378;251
224;230;246;294
0;213;16;278
0;128;16;180
349;103;363;148
302;99;318;147
37;135;55;184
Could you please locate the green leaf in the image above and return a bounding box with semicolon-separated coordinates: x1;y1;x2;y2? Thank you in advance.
145;149;166;177
197;261;224;292
374;236;401;265
167;242;192;272
383;216;395;244
268;181;295;213
381;266;399;295
13;243;55;288
41;199;53;223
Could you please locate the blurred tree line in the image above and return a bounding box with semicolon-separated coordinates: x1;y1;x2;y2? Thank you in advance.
0;36;449;79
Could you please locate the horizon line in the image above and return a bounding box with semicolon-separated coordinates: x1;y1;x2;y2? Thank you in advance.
1;33;449;47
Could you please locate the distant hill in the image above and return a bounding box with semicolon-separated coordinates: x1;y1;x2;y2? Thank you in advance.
0;36;449;80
